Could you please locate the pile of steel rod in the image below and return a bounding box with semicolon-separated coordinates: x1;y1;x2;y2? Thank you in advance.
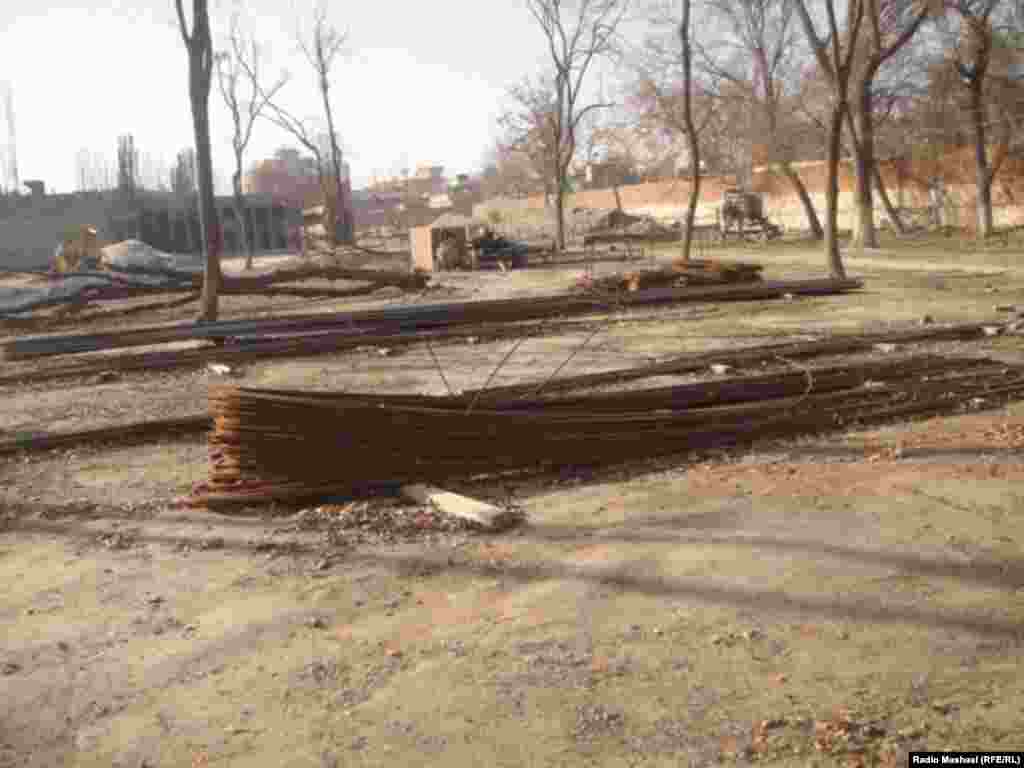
0;309;994;390
190;354;1024;508
1;325;1006;457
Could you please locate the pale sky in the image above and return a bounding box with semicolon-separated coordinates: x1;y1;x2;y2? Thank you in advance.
0;0;603;194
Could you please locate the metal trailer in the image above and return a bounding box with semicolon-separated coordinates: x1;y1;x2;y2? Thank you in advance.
718;189;783;242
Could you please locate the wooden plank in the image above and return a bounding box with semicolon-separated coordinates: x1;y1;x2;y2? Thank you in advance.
400;484;520;531
410;226;436;272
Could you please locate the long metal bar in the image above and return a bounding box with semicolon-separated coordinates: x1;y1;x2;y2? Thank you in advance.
0;278;863;362
0;416;209;456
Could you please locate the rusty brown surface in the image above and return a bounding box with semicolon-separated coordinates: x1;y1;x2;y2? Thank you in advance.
192;355;1024;508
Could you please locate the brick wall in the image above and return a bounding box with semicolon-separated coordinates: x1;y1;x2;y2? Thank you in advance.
474;148;1024;235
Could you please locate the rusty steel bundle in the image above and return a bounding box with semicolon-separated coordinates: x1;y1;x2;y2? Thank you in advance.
0;328;1001;457
0;314;995;390
1;278;862;362
191;355;1024;508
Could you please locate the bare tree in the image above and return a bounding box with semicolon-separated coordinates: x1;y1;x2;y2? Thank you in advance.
946;0;1018;237
260;102;330;209
850;43;931;235
525;0;629;251
845;1;931;249
479;141;545;199
296;2;352;245
1;82;18;194
117;134;139;199
701;0;825;239
73;147;123;193
631;2;722;258
171;147;198;198
74;148;92;192
216;13;288;268
678;0;701;262
137;151;171;192
175;0;221;322
499;75;564;210
794;0;867;277
98;151;115;191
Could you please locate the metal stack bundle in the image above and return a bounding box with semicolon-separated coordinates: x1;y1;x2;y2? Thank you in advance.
192;355;1024;508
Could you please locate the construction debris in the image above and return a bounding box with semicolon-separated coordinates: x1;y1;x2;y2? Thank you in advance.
53;226;103;273
189;353;1024;508
575;208;681;244
399;485;521;531
471;230;532;269
576;260;763;293
673;259;763;285
312;499;483;545
1;240;426;318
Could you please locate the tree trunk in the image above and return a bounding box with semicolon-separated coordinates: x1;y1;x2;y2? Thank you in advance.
872;160;907;236
850;84;878;250
825;102;847;279
779;161;823;240
233;165;253;270
969;79;995;238
188;27;220;322
679;0;700;264
319;76;350;246
554;179;566;252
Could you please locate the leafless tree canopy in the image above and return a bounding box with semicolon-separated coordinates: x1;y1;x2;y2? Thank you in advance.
74;148;117;193
479;141;547;200
934;0;1023;235
692;0;825;238
519;0;630;250
794;0;868;277
294;1;351;245
499;75;563;203
117;134;139;199
216;12;288;267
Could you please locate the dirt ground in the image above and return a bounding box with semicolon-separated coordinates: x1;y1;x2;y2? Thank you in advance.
2;236;1024;767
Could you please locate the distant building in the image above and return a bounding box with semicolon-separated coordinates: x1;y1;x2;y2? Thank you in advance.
0;182;300;268
368;163;448;199
274;148;319;178
354;164;486;231
244;146;353;241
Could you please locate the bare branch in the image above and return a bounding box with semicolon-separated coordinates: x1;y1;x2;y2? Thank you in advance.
518;0;629;250
174;0;191;47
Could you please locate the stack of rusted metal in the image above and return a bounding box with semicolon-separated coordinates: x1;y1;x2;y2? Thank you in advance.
576;260;763;293
190;354;1024;508
1;278;862;363
672;258;763;285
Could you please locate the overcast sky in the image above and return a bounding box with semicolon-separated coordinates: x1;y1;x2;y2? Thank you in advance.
0;0;629;194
